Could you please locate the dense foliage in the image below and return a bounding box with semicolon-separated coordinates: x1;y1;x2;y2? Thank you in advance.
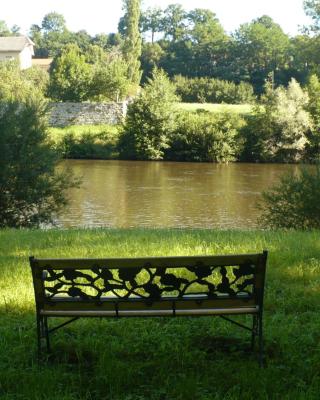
0;63;77;227
50;125;120;159
166;111;245;162
260;165;320;229
173;76;255;104
0;61;48;101
243;78;312;162
0;3;314;95
121;0;142;85
119;68;178;160
48;44;92;101
48;44;131;102
305;74;320;160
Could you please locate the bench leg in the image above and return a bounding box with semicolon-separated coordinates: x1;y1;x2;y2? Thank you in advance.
251;315;258;350
36;315;51;357
44;316;51;353
36;314;42;359
258;313;264;368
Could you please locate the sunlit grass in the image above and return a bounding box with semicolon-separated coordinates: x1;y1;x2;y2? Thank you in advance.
0;228;319;399
175;102;253;115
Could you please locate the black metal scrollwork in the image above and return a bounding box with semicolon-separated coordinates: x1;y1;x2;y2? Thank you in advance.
43;260;255;301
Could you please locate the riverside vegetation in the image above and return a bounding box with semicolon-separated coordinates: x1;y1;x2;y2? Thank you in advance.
48;69;320;164
0;228;320;399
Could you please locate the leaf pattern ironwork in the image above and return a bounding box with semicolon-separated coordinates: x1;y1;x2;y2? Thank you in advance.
42;261;255;301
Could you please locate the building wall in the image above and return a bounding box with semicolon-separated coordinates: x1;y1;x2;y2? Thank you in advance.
49;102;128;127
19;46;33;69
0;51;18;62
0;48;33;69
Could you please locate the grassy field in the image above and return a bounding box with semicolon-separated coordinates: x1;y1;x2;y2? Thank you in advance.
176;103;253;115
0;228;319;399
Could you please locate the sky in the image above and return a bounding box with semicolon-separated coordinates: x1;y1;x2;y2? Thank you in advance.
1;0;312;37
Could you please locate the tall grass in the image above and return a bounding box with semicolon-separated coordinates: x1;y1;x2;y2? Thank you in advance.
0;228;319;399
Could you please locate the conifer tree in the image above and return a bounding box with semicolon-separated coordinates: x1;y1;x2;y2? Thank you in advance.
121;0;142;85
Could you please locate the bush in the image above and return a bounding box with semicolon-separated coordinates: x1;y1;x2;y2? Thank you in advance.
166;110;245;162
0;97;77;228
48;44;92;101
22;66;49;95
119;68;178;160
49;125;120;159
0;61;47;101
48;44;132;102
305;74;320;161
173;75;255;104
243;78;311;162
0;63;77;227
259;165;320;229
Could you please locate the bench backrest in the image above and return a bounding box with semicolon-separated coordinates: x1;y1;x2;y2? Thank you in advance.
30;252;268;312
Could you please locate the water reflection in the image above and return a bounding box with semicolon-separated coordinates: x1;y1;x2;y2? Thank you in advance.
58;160;297;229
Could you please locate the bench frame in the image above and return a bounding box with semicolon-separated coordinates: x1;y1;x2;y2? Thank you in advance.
30;251;268;366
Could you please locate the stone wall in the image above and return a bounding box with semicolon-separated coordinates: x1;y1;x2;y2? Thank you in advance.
49;102;127;126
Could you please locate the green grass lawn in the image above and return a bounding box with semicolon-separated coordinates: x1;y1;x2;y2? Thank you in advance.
0;228;319;399
176;103;253;115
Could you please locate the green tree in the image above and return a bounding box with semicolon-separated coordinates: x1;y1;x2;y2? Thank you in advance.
0;61;48;101
245;78;311;162
41;12;67;34
48;44;92;101
121;0;142;85
22;66;49;95
305;74;320;160
162;4;187;42
119;68;178;160
92;33;123;50
0;66;77;227
30;12;73;57
141;42;165;82
0;20;20;36
187;9;230;77
166;111;245;162
141;7;163;43
304;0;320;31
89;52;131;101
0;20;10;36
259;165;320;229
233;16;291;92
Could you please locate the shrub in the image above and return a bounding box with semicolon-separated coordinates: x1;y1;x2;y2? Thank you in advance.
119;68;178;160
166;110;245;162
50;125;120;159
22;66;49;95
243;78;311;162
0;60;77;228
0;61;44;101
173;75;255;104
259;165;320;229
305;74;320;161
48;44;92;101
0;97;77;228
48;44;132;102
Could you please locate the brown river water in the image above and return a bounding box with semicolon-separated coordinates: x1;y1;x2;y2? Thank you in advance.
57;160;298;229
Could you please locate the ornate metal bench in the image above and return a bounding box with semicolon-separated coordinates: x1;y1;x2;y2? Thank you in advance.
30;251;268;366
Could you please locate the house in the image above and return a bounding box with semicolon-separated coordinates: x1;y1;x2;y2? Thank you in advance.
0;36;35;69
